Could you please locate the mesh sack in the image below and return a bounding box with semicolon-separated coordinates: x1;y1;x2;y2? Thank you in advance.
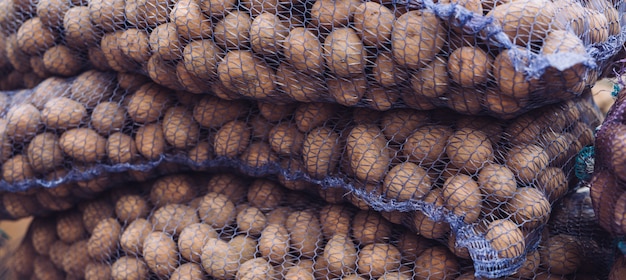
4;169;617;280
0;0;625;117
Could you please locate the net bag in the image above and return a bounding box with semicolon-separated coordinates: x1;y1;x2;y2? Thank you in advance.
3;169;618;280
0;0;624;117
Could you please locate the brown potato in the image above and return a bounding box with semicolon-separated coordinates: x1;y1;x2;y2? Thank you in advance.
120;218;152;255
477;163;516;203
62;240;90;277
442;174;482;224
541;30;587;93
37;0;71;27
584;9;610;44
162;106;200;149
91;102;126;135
111;256;149;280
485;0;557;46
351;210;393;245
149;23;183;61
201;238;241;278
146;54;185;90
250;12;289;56
134;123;167;160
302;127;341;178
85;262;112;280
43;45;84;76
283;27;325;74
5;33;32;73
294;102;338;132
214;120;251;157
33;255;64;280
268;123;304;156
64;6;100;49
89;0;126;32
412;246;460;280
485;219;525;259
319;204;353;239
56;211;86;243
372;51;408;87
118;28;152;64
247;179;284;211
505;144;550;183
150;203;199;235
357;243;402;278
392;10;445;69
327;74;366;106
446;128;494;173
286;210;323;258
177;63;208;94
236;258;278;280
380;109;429;142
310;0;360;30
493;47;539;99
506;187;551;228
536;167;568;202
353;2;395;47
200;0;235;17
88;46;114;72
259;223;290;263
198;192;237;228
59;128;107;163
27;132;64;173
101;31;140;72
396;230;432;262
149;174;196;207
323;28;366;77
213;11;252;49
171;0;212;40
107;132;138;164
178;223;218;262
347;124;391;182
206;173;249;203
8;240;36;277
587;0;620;36
2;192;37;218
448;46;493;87
383;162;431;201
512;249;540;278
364;84;400;111
539;234;582;275
6;103;42;142
17;17;58;56
412;189;450;239
41;97;87;130
236;206;267;235
31;219;57;256
81;199;115;234
403;125;454;165
28;77;71;109
218;50;277;99
277;63;327;102
171;263;207;280
70;70;117;108
240;141;279;168
183;39;222;81
88;218;122;261
48;240;70;270
142;231;178;277
125;0;173;29
116;194;149;222
192;95;249;129
323;233;357;275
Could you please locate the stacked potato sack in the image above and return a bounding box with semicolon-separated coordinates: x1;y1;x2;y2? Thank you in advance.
5;170;613;280
0;0;623;117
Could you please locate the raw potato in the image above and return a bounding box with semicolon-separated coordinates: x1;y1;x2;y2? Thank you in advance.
380;109;429;142
17;17;57;55
250;12;289;56
539;234;582;275
247;179;284;211
111;256;149;280
403;125;454;165
228;235;257;265
213;11;252;49
101;31;140;73
412;189;450;239
286;210;323;258
31;219;57;256
64;6;100;49
446;128;494;173
171;0;212;40
477;164;516;203
135;123;167;160
319;204;352;239
183;39;222;80
107;132;138;164
372;51;409;87
116;194;149;222
383;162;431;201
512;249;540;278
277;63;327;102
171;263;207;280
27;132;64;173
214;120;251;157
150;174;196;207
91;102;126;135
218;50;277;99
353;2;395;47
198;192;237;228
236;258;277;280
5;34;32;73
34;255;64;280
89;0;126;32
323;28;366;77
207;173;249;203
294;102;338;132
302;127;341;178
6;103;42;142
485;0;557;46
485;219;525;259
149;23;183;61
541;30;587;91
146;54;185;90
43;45;83;77
506;144;550;183
118;28;152;64
85;262;112;280
120;218;152;255
150;204;199;235
506;187;551;228
283;27;325;74
37;0;71;27
88;218;122;260
536;167;568;202
59;128;107;163
201;238;241;279
259;223;290;263
2;192;37;218
162;106;200;149
178;223;218;262
323;234;357;275
392;10;445;69
63;240;90;277
493;47;539;99
193;95;249;129
351;210;393;245
82;199;115;234
269;122;305;156
357;243;402;278
125;0;173;29
70;70;116;108
442;174;482;224
310;0;360;30
200;0;236;17
447;46;492;87
413;246;460;280
347;124;390;183
142;231;178;277
41;97;88;130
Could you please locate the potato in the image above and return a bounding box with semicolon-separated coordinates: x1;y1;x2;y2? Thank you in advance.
31;219;57;256
115;194;149;222
2;155;36;184
87;218;122;260
587;0;620;36
484;219;525;260
382;162;431;201
6;103;42;142
351;210;392;245
323;234;357;275
90;102;126;136
363;85;399;111
142;231;178;277
64;6;100;49
310;0;360;30
447;46;492;87
372;51;408;87
43;45;84;76
120;218;152;255
62;240;90;277
85;262;112;280
82;199;115;234
28;77;70;109
182;40;222;81
353;2;394;47
584;9;610;44
318;204;352;239
5;33;32;73
117;28;152;64
267;123;305;156
101;31;141;72
170;0;212;40
17;17;58;56
283;27;324;74
106;132;138;164
48;240;69;270
41;97;87;130
201;0;236;17
250;12;289;56
323;28;365;77
176;223;218;263
170;263;207;280
539;234;582;275
442;174;482;223
198;192;237;228
2;192;38;219
8;240;36;277
346;124;391;183
26;132;63;173
88;0;126;32
161;106;200;149
33;255;64;280
380;109;428;142
146;54;186;90
446;128;494;173
276;62;326;103
176;59;208;94
150;204;199;235
512;249;540;278
219;50;278;99
477;163;516;203
396;230;432;262
125;0;172;29
485;0;557;46
536;167;568;202
111;256;149;280
302;127;341;178
117;73;151;94
392;10;445;69
295;102;338;133
70;70;117;108
201;238;240;279
88;46;114;72
149;174;195;207
506;187;551;228
357;243;402;278
286;210;323;258
204;173;248;203
412;189;450;239
213;11;252;49
259;223;290;263
37;0;71;27
492;47;539;99
247;179;284;211
148;23;182;61
59;128;107;163
212;120;251;157
506;144;550;183
284;260;315;280
413;246;459;280
236;258;277;280
134;122;167;160
403;125;453;165
192;95;248;128
541;30;587;92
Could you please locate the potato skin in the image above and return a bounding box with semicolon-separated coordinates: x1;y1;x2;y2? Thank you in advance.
250;12;289;56
447;46;492;87
41;97;88;130
111;256;149;280
506;187;551;229
178;223;218;262
64;6;100;49
214;120;251;157
302;127;341;178
134;123;167;160
91;102;126;135
17;17;58;56
486;0;556;46
353;2;395;47
171;0;212;40
392;10;445;69
59;128;107;163
323;234;357;275
218;50;277;99
323;28;366;77
485;219;525;259
383;162;431;201
142;231;178;277
6;103;42;142
283;27;325;74
346;124;391;183
120;218;153;255
27;132;64;173
87;218;122;261
259;223;290;263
